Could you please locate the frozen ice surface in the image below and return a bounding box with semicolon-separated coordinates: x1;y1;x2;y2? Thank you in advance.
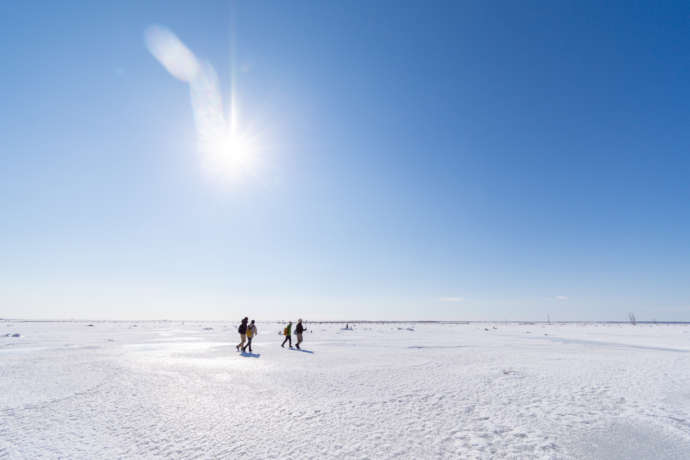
1;321;689;459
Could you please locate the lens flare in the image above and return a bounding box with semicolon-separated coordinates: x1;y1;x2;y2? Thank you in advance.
145;25;260;183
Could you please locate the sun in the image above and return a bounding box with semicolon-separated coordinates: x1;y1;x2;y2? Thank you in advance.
201;126;259;182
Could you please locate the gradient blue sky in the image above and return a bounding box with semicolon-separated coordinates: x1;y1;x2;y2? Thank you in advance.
1;1;689;321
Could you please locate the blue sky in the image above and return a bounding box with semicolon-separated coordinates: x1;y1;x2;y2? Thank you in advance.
1;1;689;321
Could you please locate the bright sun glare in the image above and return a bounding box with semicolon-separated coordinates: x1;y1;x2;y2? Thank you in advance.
145;25;261;184
203;127;258;181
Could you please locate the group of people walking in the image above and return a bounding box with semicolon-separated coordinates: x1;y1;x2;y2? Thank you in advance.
235;318;306;353
236;317;258;353
281;319;306;349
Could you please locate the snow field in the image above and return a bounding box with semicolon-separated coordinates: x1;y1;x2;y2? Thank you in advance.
1;321;689;459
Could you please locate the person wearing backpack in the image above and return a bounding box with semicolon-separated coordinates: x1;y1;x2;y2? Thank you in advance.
295;319;306;349
236;317;248;352
243;320;257;353
281;321;293;348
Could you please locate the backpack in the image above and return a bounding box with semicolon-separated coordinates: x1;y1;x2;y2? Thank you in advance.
283;327;289;335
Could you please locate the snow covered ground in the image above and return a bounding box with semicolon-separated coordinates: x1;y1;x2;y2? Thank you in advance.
1;320;689;459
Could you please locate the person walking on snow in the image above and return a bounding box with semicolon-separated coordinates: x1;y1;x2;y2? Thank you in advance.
243;320;257;353
295;319;306;349
281;321;293;348
236;317;248;351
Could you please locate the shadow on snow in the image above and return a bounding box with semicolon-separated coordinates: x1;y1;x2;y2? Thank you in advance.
290;348;315;354
240;352;261;358
408;345;466;350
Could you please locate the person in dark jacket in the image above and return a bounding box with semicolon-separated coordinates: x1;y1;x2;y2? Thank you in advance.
242;320;257;353
281;321;292;348
236;317;248;351
295;319;306;349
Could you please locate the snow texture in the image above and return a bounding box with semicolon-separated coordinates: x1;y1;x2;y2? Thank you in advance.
1;321;689;459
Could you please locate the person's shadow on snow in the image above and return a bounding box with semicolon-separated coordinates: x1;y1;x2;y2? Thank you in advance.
240;352;261;358
291;349;314;354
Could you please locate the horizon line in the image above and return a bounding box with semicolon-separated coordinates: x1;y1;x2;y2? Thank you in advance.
2;318;689;325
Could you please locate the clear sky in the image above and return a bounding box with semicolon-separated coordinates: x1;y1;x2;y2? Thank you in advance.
1;1;689;321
